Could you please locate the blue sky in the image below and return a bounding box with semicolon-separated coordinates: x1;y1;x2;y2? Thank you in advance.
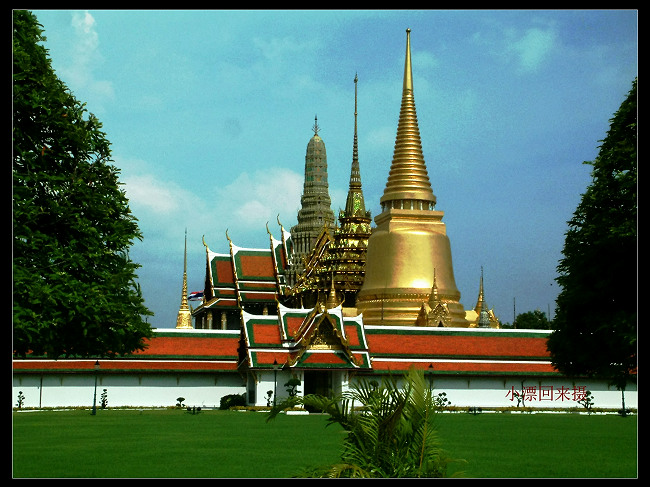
31;9;638;329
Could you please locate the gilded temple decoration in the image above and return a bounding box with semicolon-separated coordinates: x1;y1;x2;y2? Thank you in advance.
285;75;371;309
466;267;500;328
176;229;193;329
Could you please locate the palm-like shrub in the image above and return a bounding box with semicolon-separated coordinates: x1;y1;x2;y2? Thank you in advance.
268;366;457;478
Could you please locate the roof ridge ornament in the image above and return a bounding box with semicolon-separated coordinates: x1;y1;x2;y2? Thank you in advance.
312;115;320;135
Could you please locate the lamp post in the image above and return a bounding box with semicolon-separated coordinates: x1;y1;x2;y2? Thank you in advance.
91;360;100;415
272;359;280;407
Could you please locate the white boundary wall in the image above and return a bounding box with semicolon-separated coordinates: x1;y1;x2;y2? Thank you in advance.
13;372;246;409
13;370;636;410
379;375;636;410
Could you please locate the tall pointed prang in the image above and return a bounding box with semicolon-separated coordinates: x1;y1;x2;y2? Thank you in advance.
380;28;437;211
286;116;336;289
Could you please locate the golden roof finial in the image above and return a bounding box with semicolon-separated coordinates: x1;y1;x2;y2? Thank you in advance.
380;28;437;210
326;271;339;309
403;28;413;92
176;229;193;329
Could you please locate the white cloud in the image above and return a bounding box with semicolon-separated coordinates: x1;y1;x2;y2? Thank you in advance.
509;27;558;74
121;174;183;215
471;23;558;75
252;35;319;64
117;155;211;234
120;162;304;251
71;11;99;60
216;168;303;236
59;11;114;111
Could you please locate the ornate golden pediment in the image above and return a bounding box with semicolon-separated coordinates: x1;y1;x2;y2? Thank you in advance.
287;311;360;367
308;318;342;349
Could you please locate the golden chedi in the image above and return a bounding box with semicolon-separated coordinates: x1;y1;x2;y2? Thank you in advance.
356;29;467;327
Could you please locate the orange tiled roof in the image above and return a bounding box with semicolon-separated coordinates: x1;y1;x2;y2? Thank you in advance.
13;322;564;377
364;327;551;360
12;329;241;374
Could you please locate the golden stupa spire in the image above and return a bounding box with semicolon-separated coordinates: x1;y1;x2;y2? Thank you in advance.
176;229;193;329
356;29;467;327
380;28;436;211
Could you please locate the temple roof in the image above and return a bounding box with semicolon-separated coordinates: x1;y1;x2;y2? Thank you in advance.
13;325;562;377
241;304;371;370
193;224;292;313
13;329;241;373
363;326;556;376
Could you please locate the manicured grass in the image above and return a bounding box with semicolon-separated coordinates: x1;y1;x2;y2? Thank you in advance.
12;409;345;478
437;413;637;478
13;409;637;478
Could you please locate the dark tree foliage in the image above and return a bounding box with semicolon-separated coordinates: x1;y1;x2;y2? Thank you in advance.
514;310;551;330
547;79;637;392
13;10;153;359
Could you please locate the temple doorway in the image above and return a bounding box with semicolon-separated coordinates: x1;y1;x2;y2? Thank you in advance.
304;370;333;403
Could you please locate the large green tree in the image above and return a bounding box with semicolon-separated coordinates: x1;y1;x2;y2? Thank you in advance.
13;10;153;359
547;79;637;400
514;310;552;329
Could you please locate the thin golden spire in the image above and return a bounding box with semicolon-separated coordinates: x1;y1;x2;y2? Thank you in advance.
350;73;361;190
403;28;413;92
345;73;366;217
380;28;437;210
428;268;440;307
176;229;193;329
474;266;486;314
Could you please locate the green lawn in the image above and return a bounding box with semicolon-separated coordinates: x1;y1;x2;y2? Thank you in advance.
437;413;637;478
12;409;637;478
